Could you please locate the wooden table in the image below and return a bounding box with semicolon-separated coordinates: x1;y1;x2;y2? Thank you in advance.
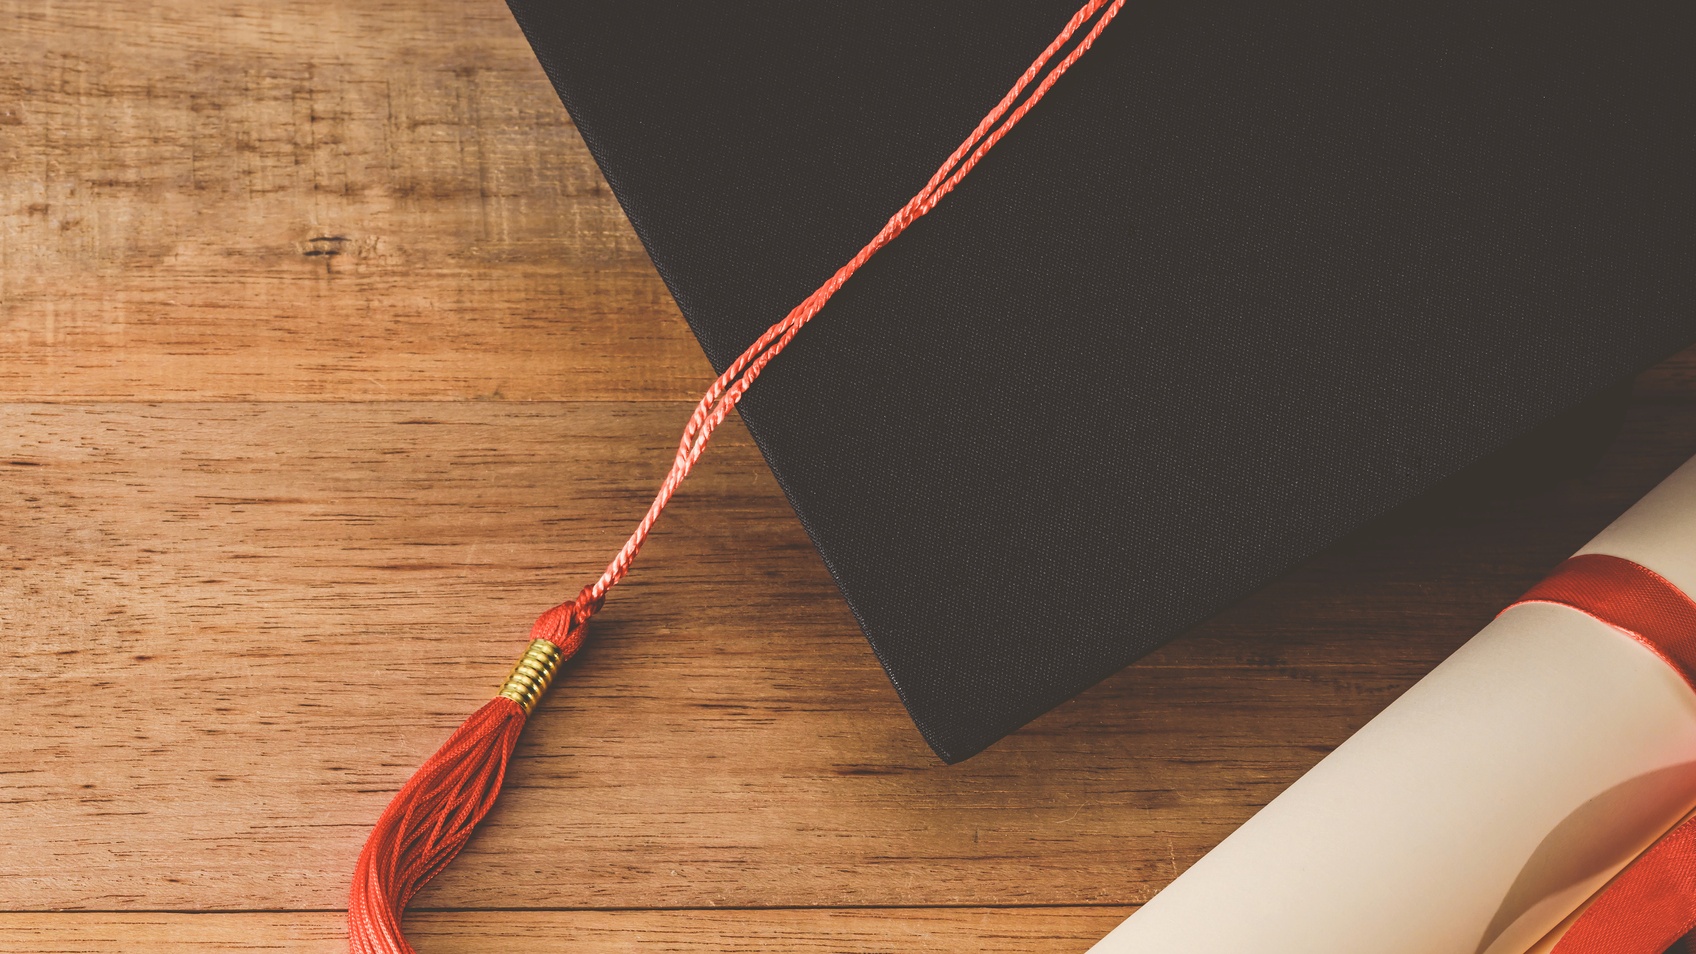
5;2;1696;950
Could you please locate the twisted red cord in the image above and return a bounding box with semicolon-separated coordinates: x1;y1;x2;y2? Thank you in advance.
537;0;1127;646
350;4;1126;951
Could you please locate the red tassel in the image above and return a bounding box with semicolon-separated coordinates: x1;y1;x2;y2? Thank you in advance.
348;696;528;954
348;609;578;953
343;2;1125;950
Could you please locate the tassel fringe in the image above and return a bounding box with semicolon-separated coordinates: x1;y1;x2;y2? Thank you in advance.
347;697;529;954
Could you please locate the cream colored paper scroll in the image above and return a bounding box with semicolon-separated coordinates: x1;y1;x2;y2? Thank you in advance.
1090;455;1696;954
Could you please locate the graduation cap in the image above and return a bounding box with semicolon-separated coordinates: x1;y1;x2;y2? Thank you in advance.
346;1;1696;950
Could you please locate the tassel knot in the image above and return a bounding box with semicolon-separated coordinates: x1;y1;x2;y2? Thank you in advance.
529;588;601;655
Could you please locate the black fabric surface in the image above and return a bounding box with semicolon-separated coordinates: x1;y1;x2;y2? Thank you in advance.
505;0;1696;762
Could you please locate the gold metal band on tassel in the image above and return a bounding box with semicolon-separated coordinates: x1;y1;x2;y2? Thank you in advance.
497;639;566;715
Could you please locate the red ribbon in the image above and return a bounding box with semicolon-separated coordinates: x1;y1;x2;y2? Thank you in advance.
1511;553;1696;954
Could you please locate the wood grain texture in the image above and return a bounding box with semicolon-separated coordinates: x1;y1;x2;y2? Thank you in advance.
5;397;1696;916
0;0;707;403
0;401;1303;912
0;909;1135;953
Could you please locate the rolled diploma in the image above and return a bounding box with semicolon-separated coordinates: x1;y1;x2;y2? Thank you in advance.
1090;454;1696;954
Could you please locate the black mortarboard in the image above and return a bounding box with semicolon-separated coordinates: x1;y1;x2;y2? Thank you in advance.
500;0;1696;762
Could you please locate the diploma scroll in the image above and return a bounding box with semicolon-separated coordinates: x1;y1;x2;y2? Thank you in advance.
1091;455;1696;954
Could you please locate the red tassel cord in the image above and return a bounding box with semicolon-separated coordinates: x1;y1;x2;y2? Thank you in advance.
346;2;1126;950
